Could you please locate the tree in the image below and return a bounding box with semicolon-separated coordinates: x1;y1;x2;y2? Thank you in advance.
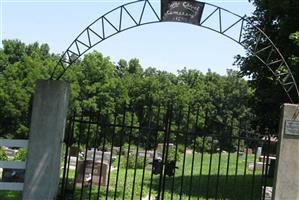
0;40;54;138
0;39;254;145
236;0;299;133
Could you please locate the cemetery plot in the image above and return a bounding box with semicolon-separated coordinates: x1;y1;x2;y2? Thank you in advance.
60;105;274;200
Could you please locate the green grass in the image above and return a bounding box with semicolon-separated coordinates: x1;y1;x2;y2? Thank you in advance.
58;152;272;200
0;152;271;200
0;191;22;200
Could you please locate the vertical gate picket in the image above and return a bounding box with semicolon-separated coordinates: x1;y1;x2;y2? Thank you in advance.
139;104;153;199
156;103;170;200
60;113;74;198
170;106;183;200
59;102;275;200
250;140;258;200
114;104;127;199
148;104;161;200
105;112;117;200
122;107;136;200
80;112;92;200
179;105;191;200
197;135;205;200
188;105;200;200
89;111;101;200
161;103;174;200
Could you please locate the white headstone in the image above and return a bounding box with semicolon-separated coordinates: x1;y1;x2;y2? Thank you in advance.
257;147;262;158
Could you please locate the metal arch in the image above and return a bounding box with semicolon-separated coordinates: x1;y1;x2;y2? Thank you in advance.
51;0;299;103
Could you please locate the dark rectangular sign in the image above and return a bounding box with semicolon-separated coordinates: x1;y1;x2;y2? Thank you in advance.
161;0;205;25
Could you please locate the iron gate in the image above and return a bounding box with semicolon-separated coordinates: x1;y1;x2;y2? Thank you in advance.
59;103;274;200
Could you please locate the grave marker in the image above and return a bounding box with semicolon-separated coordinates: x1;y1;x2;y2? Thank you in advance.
75;160;109;187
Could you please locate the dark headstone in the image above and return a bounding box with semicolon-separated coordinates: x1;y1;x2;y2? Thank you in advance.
2;169;25;182
75;160;109;187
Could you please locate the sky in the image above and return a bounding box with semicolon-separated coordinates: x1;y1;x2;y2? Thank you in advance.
0;0;255;75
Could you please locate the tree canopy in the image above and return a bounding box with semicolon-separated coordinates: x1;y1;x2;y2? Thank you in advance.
0;40;254;141
236;0;299;133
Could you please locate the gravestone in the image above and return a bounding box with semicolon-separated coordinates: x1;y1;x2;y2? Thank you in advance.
86;149;111;164
157;143;164;153
3;147;18;159
2;169;25;182
247;148;253;154
248;162;264;170
262;186;273;200
75;160;109;187
186;149;193;155
157;143;174;153
112;147;120;155
68;156;77;169
137;151;157;161
256;147;262;159
146;151;155;160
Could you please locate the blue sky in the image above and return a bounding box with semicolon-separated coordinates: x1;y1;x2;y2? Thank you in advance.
0;0;254;75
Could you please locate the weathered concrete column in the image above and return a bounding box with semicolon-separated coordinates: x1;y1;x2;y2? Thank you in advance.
272;104;299;200
23;80;70;200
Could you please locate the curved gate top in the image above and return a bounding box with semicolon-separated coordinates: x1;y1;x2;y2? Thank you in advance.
50;0;299;103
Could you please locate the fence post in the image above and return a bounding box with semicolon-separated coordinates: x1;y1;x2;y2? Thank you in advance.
272;104;299;200
22;80;70;200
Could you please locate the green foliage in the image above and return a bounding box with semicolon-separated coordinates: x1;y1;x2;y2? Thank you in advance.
177;144;185;154
0;147;8;160
195;137;219;153
166;148;181;161
14;148;27;161
0;40;54;138
0;40;254;143
122;154;148;169
236;0;299;133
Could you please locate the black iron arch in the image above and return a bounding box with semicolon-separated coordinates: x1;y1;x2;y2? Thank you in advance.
51;0;299;103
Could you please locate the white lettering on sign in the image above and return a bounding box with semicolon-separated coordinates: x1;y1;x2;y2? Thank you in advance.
162;1;205;25
183;2;201;12
166;10;195;18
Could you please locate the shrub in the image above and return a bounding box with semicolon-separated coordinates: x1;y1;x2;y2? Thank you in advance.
167;148;181;162
14;149;27;161
0;147;8;160
123;154;148;169
177;144;185;154
195;137;219;153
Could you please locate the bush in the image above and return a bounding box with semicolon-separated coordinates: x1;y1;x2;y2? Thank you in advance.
14;149;27;161
195;137;219;153
177;144;185;154
123;154;148;169
167;148;181;162
0;147;8;160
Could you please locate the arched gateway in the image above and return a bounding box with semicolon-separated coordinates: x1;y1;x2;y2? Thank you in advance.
51;0;299;103
59;1;298;199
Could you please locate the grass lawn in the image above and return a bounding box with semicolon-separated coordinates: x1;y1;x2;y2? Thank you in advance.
0;191;22;200
0;152;271;200
58;152;271;200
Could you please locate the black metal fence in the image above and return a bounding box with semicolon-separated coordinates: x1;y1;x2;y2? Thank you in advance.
59;104;274;200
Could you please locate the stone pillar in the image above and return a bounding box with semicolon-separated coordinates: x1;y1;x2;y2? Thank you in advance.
22;80;70;200
272;104;299;200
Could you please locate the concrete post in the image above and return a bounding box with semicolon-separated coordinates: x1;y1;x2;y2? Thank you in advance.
22;80;70;200
272;104;299;200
